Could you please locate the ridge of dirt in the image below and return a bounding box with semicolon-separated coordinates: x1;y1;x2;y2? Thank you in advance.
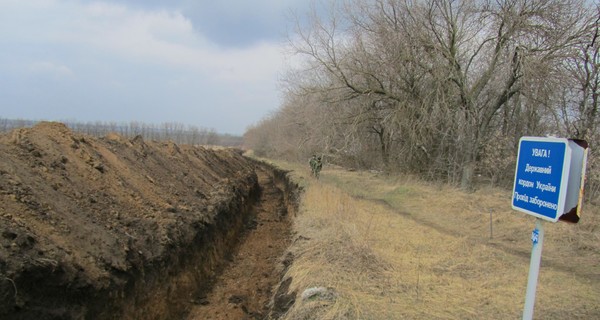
0;122;271;319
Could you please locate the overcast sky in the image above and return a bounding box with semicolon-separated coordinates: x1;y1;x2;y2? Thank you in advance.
0;0;312;134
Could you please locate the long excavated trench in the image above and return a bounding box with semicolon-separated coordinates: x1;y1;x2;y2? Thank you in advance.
186;165;297;319
0;123;299;320
2;164;299;320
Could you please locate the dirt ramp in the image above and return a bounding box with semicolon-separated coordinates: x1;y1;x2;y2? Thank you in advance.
0;122;261;319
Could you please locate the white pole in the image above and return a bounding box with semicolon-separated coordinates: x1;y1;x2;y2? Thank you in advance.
489;210;493;239
523;218;545;320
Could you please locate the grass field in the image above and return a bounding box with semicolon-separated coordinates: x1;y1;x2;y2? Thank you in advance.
262;158;600;319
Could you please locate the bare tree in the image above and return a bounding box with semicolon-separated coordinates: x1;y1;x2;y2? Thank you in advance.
280;0;594;189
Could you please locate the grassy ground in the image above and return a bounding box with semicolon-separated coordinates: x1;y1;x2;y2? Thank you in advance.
259;158;600;319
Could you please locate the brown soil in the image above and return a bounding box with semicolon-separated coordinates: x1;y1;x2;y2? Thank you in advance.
186;169;293;320
0;122;297;319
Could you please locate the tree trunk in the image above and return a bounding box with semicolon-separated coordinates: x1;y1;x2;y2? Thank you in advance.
460;125;479;192
460;159;476;191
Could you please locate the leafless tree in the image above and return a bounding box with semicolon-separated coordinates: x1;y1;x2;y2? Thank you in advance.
274;0;595;189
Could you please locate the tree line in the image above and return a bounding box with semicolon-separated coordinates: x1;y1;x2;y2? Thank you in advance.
244;0;600;198
0;118;243;147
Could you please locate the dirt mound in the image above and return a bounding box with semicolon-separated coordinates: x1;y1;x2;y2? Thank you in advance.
0;122;262;319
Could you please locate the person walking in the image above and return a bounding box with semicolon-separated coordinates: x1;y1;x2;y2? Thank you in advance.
314;156;323;179
309;155;317;177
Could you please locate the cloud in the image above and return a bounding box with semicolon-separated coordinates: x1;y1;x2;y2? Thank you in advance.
89;0;310;47
0;0;286;81
179;0;294;47
67;2;284;82
27;61;75;78
0;0;297;134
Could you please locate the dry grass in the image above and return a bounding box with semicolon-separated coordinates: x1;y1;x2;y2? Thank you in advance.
258;159;600;319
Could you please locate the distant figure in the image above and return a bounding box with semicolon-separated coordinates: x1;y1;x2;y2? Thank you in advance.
314;156;323;179
309;155;317;177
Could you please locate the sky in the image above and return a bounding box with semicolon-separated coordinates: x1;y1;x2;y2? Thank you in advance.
0;0;312;135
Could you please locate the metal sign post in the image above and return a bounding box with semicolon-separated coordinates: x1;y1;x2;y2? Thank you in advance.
523;219;544;320
511;137;588;320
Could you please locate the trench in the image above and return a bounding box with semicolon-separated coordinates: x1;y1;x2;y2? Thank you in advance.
121;162;299;320
0;124;302;320
0;160;299;320
184;164;297;319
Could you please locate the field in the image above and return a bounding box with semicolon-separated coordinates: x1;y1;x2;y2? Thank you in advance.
2;123;598;319
265;158;600;319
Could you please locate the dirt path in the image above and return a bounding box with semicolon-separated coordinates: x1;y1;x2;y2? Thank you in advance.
186;168;292;320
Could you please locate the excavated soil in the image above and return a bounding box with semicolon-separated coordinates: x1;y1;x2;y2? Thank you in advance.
0;122;298;319
187;169;293;320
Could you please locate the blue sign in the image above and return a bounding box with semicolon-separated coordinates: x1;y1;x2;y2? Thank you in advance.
512;137;569;222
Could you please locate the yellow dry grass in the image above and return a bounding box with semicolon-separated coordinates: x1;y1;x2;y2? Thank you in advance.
260;158;600;319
